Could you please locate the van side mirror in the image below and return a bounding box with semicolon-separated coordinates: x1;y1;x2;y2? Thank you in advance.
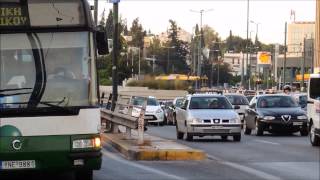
96;25;109;55
307;100;314;104
234;105;240;109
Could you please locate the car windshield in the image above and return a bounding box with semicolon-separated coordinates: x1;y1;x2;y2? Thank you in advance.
147;98;159;106
226;95;249;105
175;98;184;108
189;97;233;109
257;96;299;108
299;95;308;107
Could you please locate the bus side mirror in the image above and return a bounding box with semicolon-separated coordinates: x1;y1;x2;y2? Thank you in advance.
96;26;109;55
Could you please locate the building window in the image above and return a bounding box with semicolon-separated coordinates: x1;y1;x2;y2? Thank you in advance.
232;58;234;64
237;59;240;65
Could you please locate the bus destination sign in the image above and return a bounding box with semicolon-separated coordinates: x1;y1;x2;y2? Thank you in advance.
0;3;29;27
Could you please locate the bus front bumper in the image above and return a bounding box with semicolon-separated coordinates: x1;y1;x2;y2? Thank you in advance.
0;135;102;172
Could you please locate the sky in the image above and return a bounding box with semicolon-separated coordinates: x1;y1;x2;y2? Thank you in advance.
88;0;316;44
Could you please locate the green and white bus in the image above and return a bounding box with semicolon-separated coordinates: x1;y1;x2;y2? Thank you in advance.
0;0;108;179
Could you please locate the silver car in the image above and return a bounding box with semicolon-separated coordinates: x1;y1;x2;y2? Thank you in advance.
175;94;242;141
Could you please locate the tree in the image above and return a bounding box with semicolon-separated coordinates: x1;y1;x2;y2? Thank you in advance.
105;9;113;39
129;18;145;49
202;25;220;48
167;20;190;74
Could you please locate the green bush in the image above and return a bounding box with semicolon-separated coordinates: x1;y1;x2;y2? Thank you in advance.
127;79;190;90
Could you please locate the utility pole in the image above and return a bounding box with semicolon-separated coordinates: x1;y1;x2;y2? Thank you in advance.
190;9;213;89
282;22;287;89
111;2;119;111
301;37;306;92
245;0;250;89
241;51;244;88
94;0;98;25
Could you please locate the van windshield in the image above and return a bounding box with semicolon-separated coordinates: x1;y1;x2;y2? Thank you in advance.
310;78;320;100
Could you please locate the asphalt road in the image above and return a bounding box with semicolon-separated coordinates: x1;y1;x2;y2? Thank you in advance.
1;126;319;180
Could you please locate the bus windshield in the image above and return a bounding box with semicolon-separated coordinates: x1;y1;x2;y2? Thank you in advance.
0;31;96;109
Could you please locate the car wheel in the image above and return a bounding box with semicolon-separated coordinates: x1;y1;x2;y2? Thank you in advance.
310;123;320;146
255;120;264;136
159;121;164;126
221;136;228;141
186;132;193;141
233;134;241;142
75;170;93;180
300;127;308;136
176;124;184;140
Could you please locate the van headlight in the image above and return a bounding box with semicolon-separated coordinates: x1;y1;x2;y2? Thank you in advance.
72;137;101;149
297;115;307;120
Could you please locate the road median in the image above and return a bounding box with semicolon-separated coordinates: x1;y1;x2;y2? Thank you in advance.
102;132;206;161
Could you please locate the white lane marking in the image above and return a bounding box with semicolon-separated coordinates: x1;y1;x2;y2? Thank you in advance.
207;155;282;180
102;149;187;180
253;140;281;145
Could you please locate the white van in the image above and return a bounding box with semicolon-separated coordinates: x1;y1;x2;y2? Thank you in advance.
307;74;320;146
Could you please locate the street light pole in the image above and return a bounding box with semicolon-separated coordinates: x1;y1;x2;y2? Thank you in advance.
111;2;119;111
283;22;288;88
190;9;213;89
245;0;250;89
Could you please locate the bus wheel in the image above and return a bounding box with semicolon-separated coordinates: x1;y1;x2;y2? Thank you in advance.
75;170;93;180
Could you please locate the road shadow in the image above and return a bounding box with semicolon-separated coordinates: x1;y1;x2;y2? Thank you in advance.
0;171;74;180
187;137;239;143
245;132;303;138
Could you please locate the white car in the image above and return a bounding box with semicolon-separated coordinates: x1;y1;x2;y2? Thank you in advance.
175;94;241;141
225;94;249;126
131;96;165;126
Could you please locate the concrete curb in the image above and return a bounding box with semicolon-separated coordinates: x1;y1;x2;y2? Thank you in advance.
102;133;206;161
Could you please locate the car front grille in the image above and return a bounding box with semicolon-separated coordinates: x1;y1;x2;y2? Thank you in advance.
203;129;230;133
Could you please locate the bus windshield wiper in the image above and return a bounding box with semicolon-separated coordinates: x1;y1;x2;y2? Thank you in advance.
1;97;67;109
0;92;32;98
38;97;67;108
0;88;33;93
0;88;33;97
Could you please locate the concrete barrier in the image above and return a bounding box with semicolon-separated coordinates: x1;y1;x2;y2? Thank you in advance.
100;86;188;100
102;132;206;161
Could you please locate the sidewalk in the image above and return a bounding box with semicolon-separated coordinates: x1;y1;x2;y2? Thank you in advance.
101;130;206;161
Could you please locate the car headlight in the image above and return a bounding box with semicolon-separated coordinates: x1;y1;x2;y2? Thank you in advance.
191;118;202;124
72;137;101;149
156;109;163;114
263;116;275;120
230;117;240;123
297;115;307;120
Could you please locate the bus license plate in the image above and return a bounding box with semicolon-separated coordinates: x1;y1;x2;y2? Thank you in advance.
1;160;36;170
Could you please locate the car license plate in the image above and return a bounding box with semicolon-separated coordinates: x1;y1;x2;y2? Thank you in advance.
212;126;223;129
1;160;36;170
293;122;303;126
144;116;153;120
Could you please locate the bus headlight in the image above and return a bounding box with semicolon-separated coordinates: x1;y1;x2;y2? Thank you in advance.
72;137;101;149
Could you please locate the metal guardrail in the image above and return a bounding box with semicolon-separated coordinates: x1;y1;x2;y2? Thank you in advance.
100;93;147;145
